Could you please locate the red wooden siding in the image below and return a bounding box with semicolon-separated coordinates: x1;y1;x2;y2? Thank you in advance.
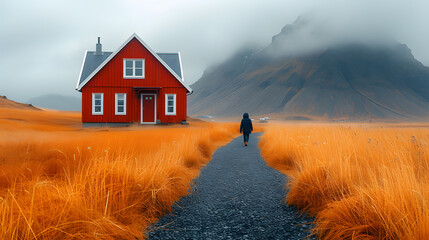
81;37;188;124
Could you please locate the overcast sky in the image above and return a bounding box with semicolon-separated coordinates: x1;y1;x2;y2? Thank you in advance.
1;0;428;103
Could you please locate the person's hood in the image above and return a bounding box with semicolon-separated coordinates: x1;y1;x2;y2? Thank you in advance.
243;113;249;118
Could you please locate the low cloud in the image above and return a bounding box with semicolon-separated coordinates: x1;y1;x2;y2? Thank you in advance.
265;0;427;57
0;0;428;102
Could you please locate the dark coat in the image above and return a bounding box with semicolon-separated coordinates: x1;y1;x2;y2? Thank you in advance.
240;113;253;134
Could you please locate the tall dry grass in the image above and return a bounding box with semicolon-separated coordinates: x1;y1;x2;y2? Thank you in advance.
259;123;429;239
0;107;238;239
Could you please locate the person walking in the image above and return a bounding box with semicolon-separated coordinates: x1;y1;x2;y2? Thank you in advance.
240;112;253;146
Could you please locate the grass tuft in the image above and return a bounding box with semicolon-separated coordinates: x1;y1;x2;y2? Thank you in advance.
259;123;429;239
0;107;239;239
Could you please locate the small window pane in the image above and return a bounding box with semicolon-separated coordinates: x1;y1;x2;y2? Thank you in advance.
95;106;101;112
126;61;133;68
135;69;143;76
126;69;133;76
168;107;174;112
118;106;124;112
118;100;124;105
168;95;174;100
117;94;124;100
95;100;101;105
168;101;173;107
135;60;142;68
94;94;101;100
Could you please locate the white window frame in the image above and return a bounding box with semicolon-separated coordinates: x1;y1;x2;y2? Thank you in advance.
165;94;176;115
92;93;103;115
115;93;127;115
123;59;145;79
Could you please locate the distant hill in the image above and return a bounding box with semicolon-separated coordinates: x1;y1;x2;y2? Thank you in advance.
27;94;81;111
188;18;429;121
0;95;40;110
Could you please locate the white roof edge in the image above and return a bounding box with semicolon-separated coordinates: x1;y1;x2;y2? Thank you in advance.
178;52;185;82
76;50;88;90
76;33;193;93
132;34;192;92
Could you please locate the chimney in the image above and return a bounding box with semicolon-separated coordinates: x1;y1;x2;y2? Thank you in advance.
95;37;102;55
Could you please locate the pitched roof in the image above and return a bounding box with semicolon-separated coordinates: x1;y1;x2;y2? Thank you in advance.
76;33;192;93
77;51;113;88
157;53;183;80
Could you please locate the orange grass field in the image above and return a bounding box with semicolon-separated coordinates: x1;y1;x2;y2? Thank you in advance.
259;122;429;239
0;107;241;239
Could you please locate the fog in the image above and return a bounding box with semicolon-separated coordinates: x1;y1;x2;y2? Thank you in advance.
265;1;427;57
0;0;428;103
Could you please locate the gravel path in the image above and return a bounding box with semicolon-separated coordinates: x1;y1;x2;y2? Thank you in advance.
148;132;315;240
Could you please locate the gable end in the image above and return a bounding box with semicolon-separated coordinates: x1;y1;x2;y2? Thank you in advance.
76;33;192;93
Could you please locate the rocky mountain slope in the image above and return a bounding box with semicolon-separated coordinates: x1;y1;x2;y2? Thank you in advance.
188;18;429;120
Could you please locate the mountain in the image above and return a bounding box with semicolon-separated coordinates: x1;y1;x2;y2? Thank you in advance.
188;18;429;121
0;95;40;110
27;94;81;111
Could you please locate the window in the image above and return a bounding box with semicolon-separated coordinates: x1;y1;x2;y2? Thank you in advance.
165;94;176;115
92;93;103;115
123;59;145;78
115;93;127;115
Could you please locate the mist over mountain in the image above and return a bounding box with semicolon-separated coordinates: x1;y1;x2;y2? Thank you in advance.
27;94;81;111
188;17;429;120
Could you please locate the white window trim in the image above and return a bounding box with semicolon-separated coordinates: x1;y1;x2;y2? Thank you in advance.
165;94;176;116
92;93;103;115
123;59;145;79
115;93;127;115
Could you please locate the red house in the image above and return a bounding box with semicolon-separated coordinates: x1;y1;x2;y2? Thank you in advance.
76;33;193;126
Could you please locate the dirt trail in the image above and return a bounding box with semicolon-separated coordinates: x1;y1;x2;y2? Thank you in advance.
148;133;314;240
